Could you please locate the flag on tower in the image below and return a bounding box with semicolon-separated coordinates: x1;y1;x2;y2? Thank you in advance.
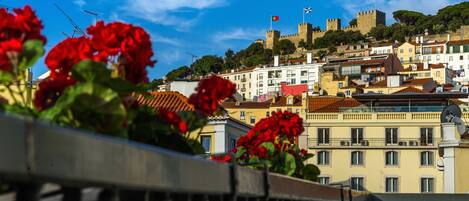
272;16;280;21
304;7;312;14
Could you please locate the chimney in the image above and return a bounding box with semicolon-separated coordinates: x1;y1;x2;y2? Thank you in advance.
415;36;420;44
307;52;313;64
420;36;424;43
447;34;451;42
231;69;234;73
425;29;429;36
423;62;429;70
274;55;280;67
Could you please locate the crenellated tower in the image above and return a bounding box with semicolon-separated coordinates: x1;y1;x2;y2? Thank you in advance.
326;18;341;31
265;30;280;50
357;10;386;34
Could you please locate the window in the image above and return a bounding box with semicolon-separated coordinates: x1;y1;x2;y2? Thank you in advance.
318;128;330;145
385;177;399;193
317;151;330;165
346;90;351;96
409;48;413;53
461;55;464;60
301;80;308;84
420;128;433;145
250;116;256;124
240;111;245;120
266;111;270;117
400;49;404;53
385;128;398;145
421;151;434;166
421;178;434;193
449;56;453;61
230;138;236;150
338;82;343;88
301;70;308;76
350;177;364;191
201;136;211;154
351;128;363;144
436;71;441;77
436;55;440;60
318;177;330;185
385;151;399;166
351;151;364;165
290;79;296;84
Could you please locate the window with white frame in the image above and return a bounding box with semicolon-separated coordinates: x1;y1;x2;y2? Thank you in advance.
420;128;433;145
420;151;434;166
318;176;330;185
317;128;330;145
317;151;330;165
201;136;211;154
351;151;364;165
250;116;256;124
385;151;399;166
421;178;434;193
240;111;245;120
385;177;399;193
385;128;398;145
350;177;364;191
351;128;363;144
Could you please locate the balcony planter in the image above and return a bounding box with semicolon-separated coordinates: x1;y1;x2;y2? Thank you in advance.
0;113;369;200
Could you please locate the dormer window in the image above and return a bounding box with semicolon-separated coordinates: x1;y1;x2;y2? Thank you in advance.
287;96;294;105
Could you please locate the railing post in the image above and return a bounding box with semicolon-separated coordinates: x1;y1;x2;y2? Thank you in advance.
229;153;238;201
263;164;270;201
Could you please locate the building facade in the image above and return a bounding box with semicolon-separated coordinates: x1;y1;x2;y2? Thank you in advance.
447;40;469;83
220;67;255;100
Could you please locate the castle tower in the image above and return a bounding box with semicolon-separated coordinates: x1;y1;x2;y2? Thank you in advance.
326;18;341;31
357;10;386;34
265;30;280;50
298;23;313;45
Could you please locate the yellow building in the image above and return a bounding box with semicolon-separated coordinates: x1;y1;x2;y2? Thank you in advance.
137;91;252;155
302;93;469;193
397;42;417;67
398;63;451;85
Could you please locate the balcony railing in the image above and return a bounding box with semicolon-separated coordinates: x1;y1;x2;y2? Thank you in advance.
308;138;441;148
339;106;447;113
0;114;369;201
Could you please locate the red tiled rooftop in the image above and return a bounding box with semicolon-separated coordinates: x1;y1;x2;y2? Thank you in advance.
270;96;302;107
392;86;427;94
137;91;194;112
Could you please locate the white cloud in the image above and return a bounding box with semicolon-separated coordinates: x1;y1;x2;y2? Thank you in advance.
336;0;460;23
120;0;228;31
73;0;86;7
157;49;183;64
212;28;265;42
151;33;182;47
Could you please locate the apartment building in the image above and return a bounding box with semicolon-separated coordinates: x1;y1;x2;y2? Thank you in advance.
398;63;451;85
371;43;397;55
447;40;469;83
415;40;447;64
397;42;417;67
363;75;436;94
220;67;255;100
251;55;324;98
302;93;469;193
339;54;403;83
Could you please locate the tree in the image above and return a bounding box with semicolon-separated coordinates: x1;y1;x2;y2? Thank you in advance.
349;18;357;26
274;39;296;55
222;49;239;70
313;30;366;49
165;66;191;81
191;55;224;75
315;50;327;60
368;25;388;41
298;39;313;50
393;10;426;26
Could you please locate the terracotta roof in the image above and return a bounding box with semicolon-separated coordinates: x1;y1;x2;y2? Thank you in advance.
270;96;302;107
392;86;426;94
222;101;271;109
341;59;386;66
400;63;445;72
137;91;194;112
367;78;434;88
314;98;362;113
448;40;469;46
307;97;343;112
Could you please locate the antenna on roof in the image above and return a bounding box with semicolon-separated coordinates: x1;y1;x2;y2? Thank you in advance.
54;3;86;37
83;9;99;24
185;52;198;64
62;32;71;38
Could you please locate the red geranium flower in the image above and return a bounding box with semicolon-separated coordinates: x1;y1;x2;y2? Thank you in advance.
34;77;76;111
158;108;188;134
87;21;155;84
189;75;236;115
45;37;98;78
0;38;23;72
12;5;46;44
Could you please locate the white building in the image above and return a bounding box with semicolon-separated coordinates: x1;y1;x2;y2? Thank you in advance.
251;53;324;99
371;43;396;55
415;38;447;65
447;40;469;83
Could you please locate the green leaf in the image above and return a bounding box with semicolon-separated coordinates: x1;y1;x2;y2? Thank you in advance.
40;83;127;138
283;152;296;176
0;71;13;83
260;142;275;156
235;147;246;158
18;40;44;71
301;164;321;182
71;59;110;83
178;111;208;132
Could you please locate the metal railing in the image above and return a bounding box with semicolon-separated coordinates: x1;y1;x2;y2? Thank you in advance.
308;138;441;148
339;106;447;113
0;114;368;201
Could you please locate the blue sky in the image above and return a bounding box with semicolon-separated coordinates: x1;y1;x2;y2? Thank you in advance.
1;0;465;80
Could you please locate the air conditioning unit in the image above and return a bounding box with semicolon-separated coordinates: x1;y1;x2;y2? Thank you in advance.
436;86;443;93
409;141;419;146
340;141;350;146
461;86;468;93
398;141;407;146
361;140;369;146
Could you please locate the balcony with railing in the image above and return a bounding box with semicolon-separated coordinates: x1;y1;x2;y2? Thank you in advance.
308;138;441;149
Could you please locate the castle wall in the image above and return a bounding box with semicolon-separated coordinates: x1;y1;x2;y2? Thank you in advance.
357;10;386;35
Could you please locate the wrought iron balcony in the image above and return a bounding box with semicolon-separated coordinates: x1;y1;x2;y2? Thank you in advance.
308;138;441;149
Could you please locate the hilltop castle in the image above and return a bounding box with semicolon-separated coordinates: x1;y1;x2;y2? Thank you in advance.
264;10;386;49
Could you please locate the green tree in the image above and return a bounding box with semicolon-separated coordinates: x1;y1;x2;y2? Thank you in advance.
349;18;357;26
368;25;388;41
313;30;366;49
298;39;313;50
393;10;426;25
222;49;239;70
315;50;327;60
166;66;191;81
191;55;224;75
274;39;296;55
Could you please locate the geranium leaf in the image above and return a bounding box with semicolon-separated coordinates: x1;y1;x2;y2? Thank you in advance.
178;111;208;132
19;39;44;71
260;142;275;156
283;152;296;176
301;164;321;182
71;59;110;83
0;71;13;83
235;147;246;158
